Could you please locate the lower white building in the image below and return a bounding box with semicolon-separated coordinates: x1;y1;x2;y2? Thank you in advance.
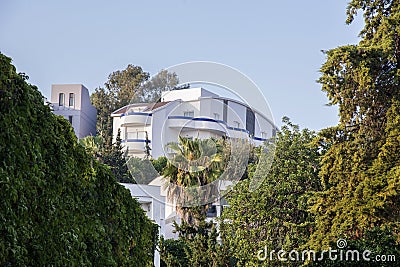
121;177;230;267
121;182;167;267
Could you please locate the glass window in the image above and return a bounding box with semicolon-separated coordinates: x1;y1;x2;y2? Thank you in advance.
59;93;65;106
184;111;194;117
223;100;228;122
69;93;75;107
206;205;217;218
246;108;255;136
262;132;268;139
214;113;220;120
68;116;73;123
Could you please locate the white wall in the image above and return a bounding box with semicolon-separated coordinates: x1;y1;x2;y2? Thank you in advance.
121;183;165;267
161;87;218;102
51;84;97;139
200;98;224;119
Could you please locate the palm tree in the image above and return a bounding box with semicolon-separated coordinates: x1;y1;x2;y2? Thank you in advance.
163;136;228;225
79;135;104;160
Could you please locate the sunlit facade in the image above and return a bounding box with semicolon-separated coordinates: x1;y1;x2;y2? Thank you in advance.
112;87;277;158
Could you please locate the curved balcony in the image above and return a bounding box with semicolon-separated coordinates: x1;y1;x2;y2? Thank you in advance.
167;116;227;134
121;113;152;126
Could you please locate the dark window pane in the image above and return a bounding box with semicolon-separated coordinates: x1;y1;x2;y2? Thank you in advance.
59;93;64;106
69;93;74;106
246;108;255;136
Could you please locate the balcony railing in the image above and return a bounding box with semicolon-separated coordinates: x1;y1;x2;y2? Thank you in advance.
122;138;150;152
121;112;152;126
167;116;227;134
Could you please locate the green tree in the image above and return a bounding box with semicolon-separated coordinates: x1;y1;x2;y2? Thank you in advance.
174;211;231;267
91;65;150;148
159;236;189;267
308;0;400;249
140;69;179;102
160;207;232;267
79;135;104;159
220;118;321;266
126;156;159;184
102;128;130;182
0;53;157;266
160;137;234;267
151;156;168;174
105;64;150;107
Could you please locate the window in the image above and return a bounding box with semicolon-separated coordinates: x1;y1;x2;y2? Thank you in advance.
206;205;217;218
68;116;73;123
213;113;220;120
184;111;194;117
223;100;228;122
246;108;255;136
69;93;75;107
233;121;240;128
261;132;268;139
126;130;147;140
272;129;277;137
59;93;65;106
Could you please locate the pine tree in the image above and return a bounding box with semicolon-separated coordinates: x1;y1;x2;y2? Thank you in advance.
103;128;131;182
308;0;400;249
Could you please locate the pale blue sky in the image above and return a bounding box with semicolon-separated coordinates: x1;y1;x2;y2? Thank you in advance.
0;0;363;130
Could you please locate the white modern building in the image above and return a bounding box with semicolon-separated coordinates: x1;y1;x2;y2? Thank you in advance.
115;87;277;267
50;84;97;139
111;87;277;158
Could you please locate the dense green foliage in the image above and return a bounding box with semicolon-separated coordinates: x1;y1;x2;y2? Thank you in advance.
216;1;400;266
160;209;232;267
159;236;189;267
151;156;168;174
102;129;131;182
307;0;400;249
0;53;157;266
79;135;104;159
309;227;399;266
163;1;400;266
220;118;321;266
